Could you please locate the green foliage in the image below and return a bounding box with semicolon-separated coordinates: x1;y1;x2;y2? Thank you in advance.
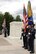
4;12;14;23
15;15;21;21
0;13;3;30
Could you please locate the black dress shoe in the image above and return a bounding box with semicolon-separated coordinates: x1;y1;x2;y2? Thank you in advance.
28;48;31;51
30;51;34;53
25;47;28;49
22;46;24;48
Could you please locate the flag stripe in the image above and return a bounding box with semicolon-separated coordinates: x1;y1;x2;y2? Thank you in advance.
23;5;28;32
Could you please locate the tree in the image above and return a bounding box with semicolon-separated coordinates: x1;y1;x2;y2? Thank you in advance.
15;15;21;21
0;13;3;30
4;12;14;23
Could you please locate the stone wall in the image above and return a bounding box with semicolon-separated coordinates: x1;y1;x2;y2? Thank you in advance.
10;22;23;37
10;22;36;37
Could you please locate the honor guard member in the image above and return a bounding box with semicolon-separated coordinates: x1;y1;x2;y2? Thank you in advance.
2;18;7;37
27;29;32;51
20;28;27;49
30;24;35;53
26;25;32;51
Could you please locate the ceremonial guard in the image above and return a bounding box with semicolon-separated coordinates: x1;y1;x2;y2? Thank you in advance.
2;18;7;37
27;1;35;53
20;29;26;48
30;24;35;53
26;24;35;53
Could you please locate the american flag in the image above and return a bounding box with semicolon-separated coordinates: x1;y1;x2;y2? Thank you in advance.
2;18;6;28
23;5;28;32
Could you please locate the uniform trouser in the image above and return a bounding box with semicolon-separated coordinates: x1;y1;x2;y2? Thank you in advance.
23;36;28;48
4;31;7;37
27;39;30;50
29;39;34;52
6;23;10;35
7;26;10;36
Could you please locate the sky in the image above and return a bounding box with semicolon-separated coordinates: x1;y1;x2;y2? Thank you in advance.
0;0;36;23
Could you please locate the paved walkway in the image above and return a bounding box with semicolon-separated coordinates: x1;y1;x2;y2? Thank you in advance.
0;35;36;54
